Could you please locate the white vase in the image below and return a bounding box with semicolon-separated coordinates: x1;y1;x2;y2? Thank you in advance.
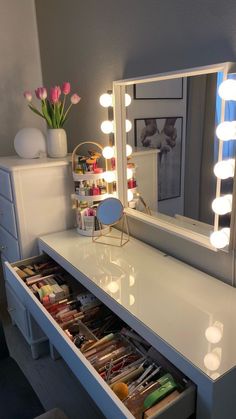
47;128;68;158
14;128;47;159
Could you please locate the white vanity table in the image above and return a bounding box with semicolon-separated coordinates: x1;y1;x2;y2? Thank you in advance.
4;228;236;419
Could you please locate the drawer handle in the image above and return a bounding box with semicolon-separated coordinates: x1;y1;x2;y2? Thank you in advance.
0;245;7;251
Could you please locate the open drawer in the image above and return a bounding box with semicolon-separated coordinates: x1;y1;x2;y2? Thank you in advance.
4;255;196;419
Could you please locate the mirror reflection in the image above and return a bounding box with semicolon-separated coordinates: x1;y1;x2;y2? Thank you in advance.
125;73;235;235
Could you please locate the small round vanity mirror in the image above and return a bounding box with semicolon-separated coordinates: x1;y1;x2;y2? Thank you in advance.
96;197;124;226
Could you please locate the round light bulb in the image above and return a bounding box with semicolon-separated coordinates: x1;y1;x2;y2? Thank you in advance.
212;195;232;215
102;146;115;159
101;120;114;134
125;119;132;133
205;326;222;344
210;228;230;249
129;294;135;305
125;93;132;107
216;121;236;141
107;281;119;293
127;167;133;180
127;189;134;202
214;159;235;179
126;144;133;157
103;170;116;183
99;93;113;107
204;352;221;371
129;274;135;286
218;79;236;101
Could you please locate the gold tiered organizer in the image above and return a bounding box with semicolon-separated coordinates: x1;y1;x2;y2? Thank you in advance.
71;141;111;236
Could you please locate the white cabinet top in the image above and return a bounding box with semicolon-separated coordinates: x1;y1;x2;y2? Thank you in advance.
0;155;71;171
39;229;236;380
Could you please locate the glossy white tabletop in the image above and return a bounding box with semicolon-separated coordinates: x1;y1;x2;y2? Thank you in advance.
39;229;236;380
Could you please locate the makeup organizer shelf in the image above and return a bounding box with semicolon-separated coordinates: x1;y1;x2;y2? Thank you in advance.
71;142;114;236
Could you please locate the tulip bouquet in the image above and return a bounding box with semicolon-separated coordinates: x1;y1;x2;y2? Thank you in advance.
24;83;81;128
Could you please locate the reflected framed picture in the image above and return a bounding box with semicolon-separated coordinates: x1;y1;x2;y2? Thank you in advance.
134;78;183;100
134;117;183;201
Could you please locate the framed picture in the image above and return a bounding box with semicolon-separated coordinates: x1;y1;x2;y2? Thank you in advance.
134;78;183;100
134;117;183;201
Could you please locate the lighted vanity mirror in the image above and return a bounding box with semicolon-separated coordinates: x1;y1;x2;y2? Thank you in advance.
113;63;236;250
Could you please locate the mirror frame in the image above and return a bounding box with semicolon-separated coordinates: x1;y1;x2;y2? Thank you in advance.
113;62;236;251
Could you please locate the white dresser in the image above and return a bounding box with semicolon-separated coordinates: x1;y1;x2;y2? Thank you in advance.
0;156;74;357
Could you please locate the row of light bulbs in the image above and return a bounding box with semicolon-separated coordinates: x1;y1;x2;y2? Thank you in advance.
100;93;133;134
100;93;134;203
210;79;236;249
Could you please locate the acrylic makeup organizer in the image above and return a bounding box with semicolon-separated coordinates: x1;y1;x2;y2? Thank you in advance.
72;141;111;236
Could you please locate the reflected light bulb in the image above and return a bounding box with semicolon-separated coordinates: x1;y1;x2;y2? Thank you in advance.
205;326;222;344
99;93;113;107
214;159;235;179
126;144;133;157
125;119;132;133
204;352;221;371
102;146;115;159
127;189;134;202
107;281;119;293
129;294;135;305
216;121;236;141
218;79;236;101
125;93;132;107
212;195;232;215
129;274;135;286
103;171;116;183
127;168;133;180
101;120;114;134
210;228;230;249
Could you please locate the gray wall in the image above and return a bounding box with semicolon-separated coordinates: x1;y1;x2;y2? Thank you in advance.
35;0;236;284
0;0;44;156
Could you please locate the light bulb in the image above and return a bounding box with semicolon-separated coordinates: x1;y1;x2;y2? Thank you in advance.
129;274;135;286
102;146;115;159
210;228;230;249
103;170;116;183
216;121;236;141
127;189;134;202
212;195;232;215
214;159;235;179
125;93;132;107
205;326;222;344
204;352;221;371
129;294;135;305
107;281;119;293
99;93;113;107
126;144;133;157
101;120;114;134
127;168;133;179
125;119;132;133
218;79;236;101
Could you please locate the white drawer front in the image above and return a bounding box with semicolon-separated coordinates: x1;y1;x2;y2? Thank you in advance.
5;282;30;339
0;169;13;201
0;225;20;262
4;255;195;419
0;195;17;238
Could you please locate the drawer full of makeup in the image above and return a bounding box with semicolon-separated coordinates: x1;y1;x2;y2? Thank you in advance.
4;254;196;419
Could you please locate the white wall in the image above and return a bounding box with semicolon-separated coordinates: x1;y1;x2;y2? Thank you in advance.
0;0;44;156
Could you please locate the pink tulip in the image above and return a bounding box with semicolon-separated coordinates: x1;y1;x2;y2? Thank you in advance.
70;94;81;104
62;82;71;95
50;86;61;104
23;91;32;102
35;87;47;100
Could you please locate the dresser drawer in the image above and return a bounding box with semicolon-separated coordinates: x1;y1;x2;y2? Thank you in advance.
0;225;20;262
5;281;30;339
4;255;196;419
0;195;17;238
0;169;13;201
